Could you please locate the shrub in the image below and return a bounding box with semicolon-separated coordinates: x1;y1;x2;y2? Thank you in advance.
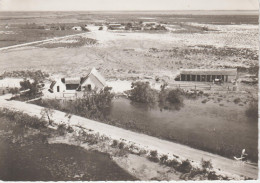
207;171;219;180
201;99;208;103
79;131;99;145
129;81;158;104
118;142;125;149
188;168;204;179
165;159;179;168
177;159;192;173
160;154;168;164
57;123;67;136
233;98;241;104
201;158;213;171
66;126;74;133
111;139;118;147
148;150;159;162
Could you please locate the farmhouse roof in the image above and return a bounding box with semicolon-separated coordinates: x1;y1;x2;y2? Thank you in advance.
64;77;81;84
180;69;237;76
81;67;106;86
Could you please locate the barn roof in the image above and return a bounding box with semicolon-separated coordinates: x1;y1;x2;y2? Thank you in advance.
180;69;237;76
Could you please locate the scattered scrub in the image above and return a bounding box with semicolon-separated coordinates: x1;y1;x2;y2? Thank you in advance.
0;70;49;81
0;108;48;129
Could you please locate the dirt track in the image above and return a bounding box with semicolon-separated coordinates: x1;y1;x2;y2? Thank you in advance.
0;95;258;179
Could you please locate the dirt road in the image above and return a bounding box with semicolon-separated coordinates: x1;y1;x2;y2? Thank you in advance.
0;95;258;179
0;32;88;52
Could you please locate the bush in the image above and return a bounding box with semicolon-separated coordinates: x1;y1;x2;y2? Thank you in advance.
66;126;74;133
57;123;67;136
233;98;241;104
201;99;208;104
245;99;258;120
111;139;118;147
177;159;192;173
148;150;159;162
36;87;114;121
160;154;168;164
129;81;158;104
118;142;125;149
201;158;213;171
165;159;179;168
207;171;219;180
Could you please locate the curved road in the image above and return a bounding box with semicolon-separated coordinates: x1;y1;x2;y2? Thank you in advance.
0;95;258;179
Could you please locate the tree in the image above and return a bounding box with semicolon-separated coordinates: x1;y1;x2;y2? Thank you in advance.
20;78;42;97
167;89;184;104
129;81;158;104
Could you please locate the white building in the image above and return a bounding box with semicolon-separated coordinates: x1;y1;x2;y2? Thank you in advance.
71;26;82;31
48;68;106;99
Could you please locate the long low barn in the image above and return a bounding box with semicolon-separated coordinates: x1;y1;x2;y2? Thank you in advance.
179;69;237;82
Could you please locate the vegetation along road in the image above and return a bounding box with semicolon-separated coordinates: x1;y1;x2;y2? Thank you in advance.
0;94;258;179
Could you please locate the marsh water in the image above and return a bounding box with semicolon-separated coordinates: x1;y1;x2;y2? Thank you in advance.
109;97;258;162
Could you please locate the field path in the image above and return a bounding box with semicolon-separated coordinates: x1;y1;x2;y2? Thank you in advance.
0;95;258;179
0;32;89;52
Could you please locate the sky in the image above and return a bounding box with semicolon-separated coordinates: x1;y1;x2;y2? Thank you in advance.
0;0;258;11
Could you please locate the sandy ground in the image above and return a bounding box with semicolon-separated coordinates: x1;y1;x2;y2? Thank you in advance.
0;95;257;179
0;24;258;82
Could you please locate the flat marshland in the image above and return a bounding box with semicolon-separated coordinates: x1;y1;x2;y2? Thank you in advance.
0;10;258;180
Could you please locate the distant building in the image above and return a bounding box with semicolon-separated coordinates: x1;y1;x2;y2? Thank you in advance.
108;23;125;30
49;68;106;96
178;69;237;83
72;26;82;31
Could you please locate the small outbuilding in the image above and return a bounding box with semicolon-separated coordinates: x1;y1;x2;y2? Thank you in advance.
178;69;237;83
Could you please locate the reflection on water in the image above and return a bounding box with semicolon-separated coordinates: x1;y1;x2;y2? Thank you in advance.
108;97;258;162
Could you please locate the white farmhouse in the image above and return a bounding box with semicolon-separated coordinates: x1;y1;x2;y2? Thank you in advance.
48;68;106;98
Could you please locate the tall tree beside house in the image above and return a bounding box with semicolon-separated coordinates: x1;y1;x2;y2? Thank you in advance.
20;78;42;97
